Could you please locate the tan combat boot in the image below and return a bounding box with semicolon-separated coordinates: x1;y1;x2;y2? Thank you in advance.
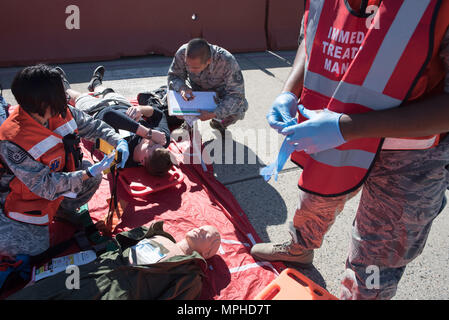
250;222;314;267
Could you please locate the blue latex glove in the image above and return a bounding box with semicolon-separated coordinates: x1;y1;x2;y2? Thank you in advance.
281;105;346;154
266;92;299;133
260;138;295;182
115;139;129;169
87;151;116;177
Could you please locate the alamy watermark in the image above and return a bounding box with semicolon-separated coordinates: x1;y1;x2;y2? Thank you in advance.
366;5;380;30
365;265;380;290
65;5;80;30
169;123;284;166
65;265;80;290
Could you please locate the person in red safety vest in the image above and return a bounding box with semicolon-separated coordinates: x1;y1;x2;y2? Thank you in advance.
0;64;129;258
251;0;449;299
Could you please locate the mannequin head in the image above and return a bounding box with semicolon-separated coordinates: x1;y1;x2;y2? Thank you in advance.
180;225;221;259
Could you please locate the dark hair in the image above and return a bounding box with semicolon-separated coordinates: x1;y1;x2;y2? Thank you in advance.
11;64;67;118
186;38;211;63
144;147;173;176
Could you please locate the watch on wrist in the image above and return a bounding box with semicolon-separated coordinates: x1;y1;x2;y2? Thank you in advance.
146;128;152;140
85;169;93;178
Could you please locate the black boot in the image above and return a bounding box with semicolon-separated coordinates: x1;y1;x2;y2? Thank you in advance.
87;65;105;92
54;67;71;91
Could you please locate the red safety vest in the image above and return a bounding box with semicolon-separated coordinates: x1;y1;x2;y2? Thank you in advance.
0;106;78;225
291;0;444;196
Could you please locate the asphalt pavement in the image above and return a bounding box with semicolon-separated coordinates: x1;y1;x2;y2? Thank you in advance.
1;50;448;300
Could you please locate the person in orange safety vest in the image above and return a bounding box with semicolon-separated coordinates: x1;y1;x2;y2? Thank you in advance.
251;0;449;299
0;64;129;258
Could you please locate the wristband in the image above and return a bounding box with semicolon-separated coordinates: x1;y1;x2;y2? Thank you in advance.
146;128;152;140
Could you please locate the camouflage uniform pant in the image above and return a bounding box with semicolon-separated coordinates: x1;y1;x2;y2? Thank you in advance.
57;160;103;213
0;161;102;257
291;135;449;300
213;112;245;128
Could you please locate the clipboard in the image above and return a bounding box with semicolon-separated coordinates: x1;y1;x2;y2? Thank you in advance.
167;90;217;116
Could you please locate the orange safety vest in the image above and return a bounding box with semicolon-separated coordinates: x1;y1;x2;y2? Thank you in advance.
0;105;79;225
291;0;446;196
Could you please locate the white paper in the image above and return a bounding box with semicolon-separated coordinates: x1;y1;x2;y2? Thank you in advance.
167;90;217;116
34;250;97;282
183;115;198;127
128;239;166;265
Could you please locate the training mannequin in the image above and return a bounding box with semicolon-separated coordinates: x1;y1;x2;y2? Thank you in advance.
8;221;221;300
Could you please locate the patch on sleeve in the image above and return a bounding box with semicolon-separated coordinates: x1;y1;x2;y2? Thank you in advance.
7;147;28;164
49;157;62;172
233;70;244;83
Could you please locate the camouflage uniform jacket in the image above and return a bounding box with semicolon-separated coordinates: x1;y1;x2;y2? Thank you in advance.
0;106;120;212
167;44;248;120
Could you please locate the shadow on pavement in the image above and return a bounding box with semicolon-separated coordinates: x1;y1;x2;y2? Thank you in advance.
203;131;330;294
284;263;330;293
0;51;296;90
203;133;289;243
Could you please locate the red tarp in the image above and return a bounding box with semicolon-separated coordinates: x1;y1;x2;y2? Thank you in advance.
1;99;283;299
85;138;283;300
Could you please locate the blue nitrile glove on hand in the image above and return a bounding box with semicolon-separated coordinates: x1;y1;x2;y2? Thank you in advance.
260;138;296;182
87;151;116;177
281;105;346;154
266;92;299;133
115;139;129;169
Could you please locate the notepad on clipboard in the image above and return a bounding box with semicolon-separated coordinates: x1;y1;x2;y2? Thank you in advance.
167;90;217;116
